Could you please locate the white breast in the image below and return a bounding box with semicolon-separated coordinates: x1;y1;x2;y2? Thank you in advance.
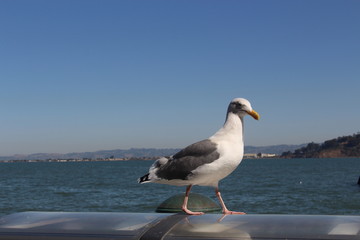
188;136;244;187
188;113;245;187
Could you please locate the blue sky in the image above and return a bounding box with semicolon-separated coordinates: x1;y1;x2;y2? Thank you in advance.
1;0;359;155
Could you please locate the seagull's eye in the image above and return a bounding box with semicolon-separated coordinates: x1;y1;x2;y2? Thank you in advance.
236;103;243;108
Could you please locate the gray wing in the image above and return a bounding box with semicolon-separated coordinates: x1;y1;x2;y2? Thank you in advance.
155;139;220;180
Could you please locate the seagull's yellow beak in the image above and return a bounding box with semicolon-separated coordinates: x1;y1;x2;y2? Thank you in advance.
247;110;260;120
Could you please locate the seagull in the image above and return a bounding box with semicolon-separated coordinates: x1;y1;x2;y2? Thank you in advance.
138;98;260;215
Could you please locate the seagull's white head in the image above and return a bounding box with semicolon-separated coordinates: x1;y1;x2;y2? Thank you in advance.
227;98;260;120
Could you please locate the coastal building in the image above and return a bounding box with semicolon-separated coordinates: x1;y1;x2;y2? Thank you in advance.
244;153;277;159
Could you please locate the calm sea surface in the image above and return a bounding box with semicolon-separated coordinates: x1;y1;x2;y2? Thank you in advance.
0;158;359;216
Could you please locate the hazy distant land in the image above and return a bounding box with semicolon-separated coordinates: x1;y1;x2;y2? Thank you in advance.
0;144;303;161
1;133;359;161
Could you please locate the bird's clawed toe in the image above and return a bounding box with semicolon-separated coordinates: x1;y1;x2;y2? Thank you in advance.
182;208;205;215
223;210;246;215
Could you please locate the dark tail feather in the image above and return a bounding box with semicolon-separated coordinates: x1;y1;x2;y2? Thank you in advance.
138;173;150;183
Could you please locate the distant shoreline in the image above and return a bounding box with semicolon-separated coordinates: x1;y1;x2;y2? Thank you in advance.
0;157;157;163
2;133;359;162
3;156;360;163
0;154;282;163
0;145;302;162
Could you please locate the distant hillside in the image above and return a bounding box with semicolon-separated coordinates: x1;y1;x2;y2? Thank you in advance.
281;133;360;158
245;144;305;155
0;144;303;161
0;148;180;161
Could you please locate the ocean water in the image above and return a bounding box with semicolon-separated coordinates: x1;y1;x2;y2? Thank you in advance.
0;158;359;216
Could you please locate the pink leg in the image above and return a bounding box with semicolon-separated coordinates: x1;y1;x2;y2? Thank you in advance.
182;185;205;215
215;187;246;215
